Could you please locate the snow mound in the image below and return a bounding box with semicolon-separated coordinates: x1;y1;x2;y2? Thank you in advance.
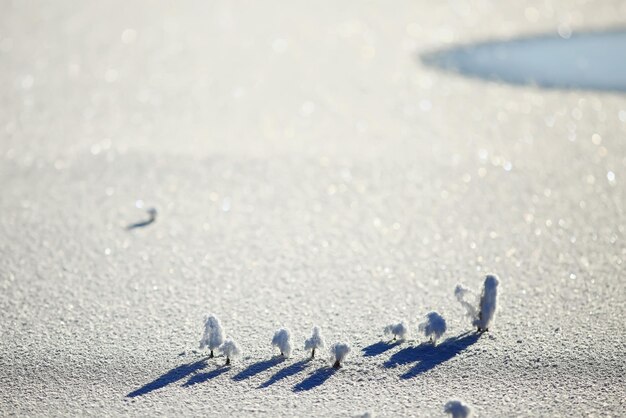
444;399;472;418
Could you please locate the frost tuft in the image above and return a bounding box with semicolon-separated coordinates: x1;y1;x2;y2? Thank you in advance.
329;342;351;368
474;274;499;331
444;399;472;418
199;314;225;357
418;311;447;344
272;328;293;357
219;338;241;365
455;274;500;332
383;320;409;340
304;326;325;358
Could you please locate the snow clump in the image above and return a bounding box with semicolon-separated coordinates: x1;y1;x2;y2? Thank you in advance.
199;314;224;358
330;342;351;368
272;328;293;357
418;311;447;344
220;338;241;365
444;399;472;418
304;326;325;358
383;320;409;341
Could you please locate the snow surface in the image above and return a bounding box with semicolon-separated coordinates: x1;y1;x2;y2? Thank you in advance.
1;0;626;416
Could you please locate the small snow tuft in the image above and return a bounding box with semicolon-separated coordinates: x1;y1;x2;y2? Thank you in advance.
418;311;447;344
199;314;225;352
329;342;351;368
454;284;478;321
220;338;241;362
272;328;293;357
304;326;326;352
383;320;409;340
444;399;472;418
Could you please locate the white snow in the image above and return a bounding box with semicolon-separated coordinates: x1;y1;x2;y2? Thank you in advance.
272;328;293;358
1;1;624;417
444;400;472;418
418;312;447;344
304;326;326;356
383;321;409;340
329;342;351;368
199;314;225;356
454;284;478;323
474;275;499;331
220;338;241;363
455;275;500;332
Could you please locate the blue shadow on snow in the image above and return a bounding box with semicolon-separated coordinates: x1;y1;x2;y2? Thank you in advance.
293;367;336;392
258;359;311;388
361;340;401;357
182;366;229;387
384;332;480;379
127;358;207;397
232;356;284;381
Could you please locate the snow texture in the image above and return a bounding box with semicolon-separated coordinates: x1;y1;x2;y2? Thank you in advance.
474;274;499;331
272;328;293;357
199;314;225;353
1;1;625;417
418;312;447;343
304;326;326;354
220;338;241;361
383;321;409;340
444;400;472;418
329;342;351;368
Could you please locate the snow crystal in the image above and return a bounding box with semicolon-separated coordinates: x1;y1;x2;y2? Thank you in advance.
418;311;447;344
444;399;472;418
474;274;499;331
304;326;325;356
199;314;225;356
329;342;351;368
220;338;241;363
272;328;293;357
383;320;409;340
454;284;478;321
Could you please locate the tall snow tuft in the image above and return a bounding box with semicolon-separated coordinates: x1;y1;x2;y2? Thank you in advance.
220;338;241;365
329;342;351;369
474;274;499;332
199;314;225;357
383;320;409;341
444;399;472;418
454;284;478;321
304;326;325;358
272;328;293;357
418;311;447;344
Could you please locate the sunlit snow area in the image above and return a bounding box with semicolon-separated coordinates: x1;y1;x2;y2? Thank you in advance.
1;1;625;416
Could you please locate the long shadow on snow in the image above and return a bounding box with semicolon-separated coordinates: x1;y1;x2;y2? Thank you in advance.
258;359;310;388
127;358;207;397
362;340;401;357
293;367;336;392
182;366;229;387
232;357;284;381
384;332;480;378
